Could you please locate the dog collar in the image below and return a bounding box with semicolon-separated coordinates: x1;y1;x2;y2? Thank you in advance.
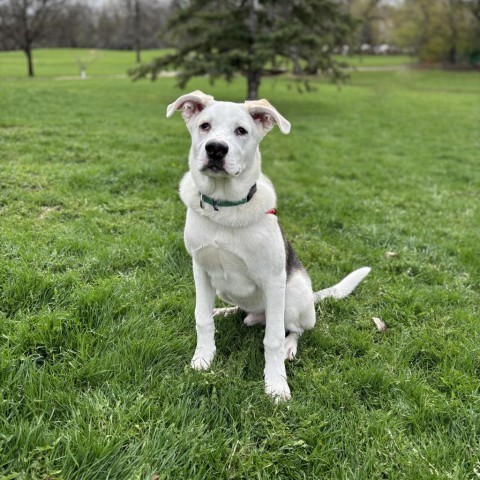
200;184;257;211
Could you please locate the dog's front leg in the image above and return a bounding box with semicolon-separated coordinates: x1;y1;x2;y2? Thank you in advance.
191;260;216;370
263;276;291;401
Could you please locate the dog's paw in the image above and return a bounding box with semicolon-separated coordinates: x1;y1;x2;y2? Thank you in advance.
243;312;266;327
284;333;299;361
284;346;296;361
265;377;292;402
190;348;216;370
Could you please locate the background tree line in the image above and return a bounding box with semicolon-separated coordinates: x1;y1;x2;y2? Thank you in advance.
0;0;169;53
1;0;479;60
347;0;480;65
0;0;478;84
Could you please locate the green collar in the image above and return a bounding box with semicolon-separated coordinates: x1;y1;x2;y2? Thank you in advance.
200;184;257;211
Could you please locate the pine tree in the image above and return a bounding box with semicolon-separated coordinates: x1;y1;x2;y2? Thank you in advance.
130;0;354;99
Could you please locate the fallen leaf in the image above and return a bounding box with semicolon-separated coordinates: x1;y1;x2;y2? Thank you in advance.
385;251;398;258
372;317;387;332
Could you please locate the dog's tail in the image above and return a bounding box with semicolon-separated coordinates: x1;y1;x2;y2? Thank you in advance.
313;267;371;303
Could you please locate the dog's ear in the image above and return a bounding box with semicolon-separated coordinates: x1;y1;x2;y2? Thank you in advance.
166;91;214;122
245;99;291;134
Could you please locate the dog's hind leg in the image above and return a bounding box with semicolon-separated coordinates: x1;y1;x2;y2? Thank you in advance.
244;312;266;327
284;332;300;360
284;300;315;360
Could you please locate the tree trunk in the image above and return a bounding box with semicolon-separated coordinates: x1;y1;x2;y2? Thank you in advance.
448;45;457;65
290;46;302;75
134;0;141;63
306;57;318;75
246;0;259;99
246;71;261;100
24;47;34;77
446;0;458;65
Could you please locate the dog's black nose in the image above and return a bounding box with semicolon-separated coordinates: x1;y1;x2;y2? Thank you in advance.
205;141;229;161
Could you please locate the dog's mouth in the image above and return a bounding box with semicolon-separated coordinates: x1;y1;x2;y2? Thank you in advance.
208;165;226;173
200;163;228;175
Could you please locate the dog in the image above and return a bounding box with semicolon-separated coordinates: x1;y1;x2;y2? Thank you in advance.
166;91;370;401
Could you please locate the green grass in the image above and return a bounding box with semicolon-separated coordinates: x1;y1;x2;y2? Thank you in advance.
0;48;413;79
0;48;169;78
336;54;415;67
0;49;479;479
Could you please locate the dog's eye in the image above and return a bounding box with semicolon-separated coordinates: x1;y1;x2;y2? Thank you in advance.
235;127;248;136
199;122;211;131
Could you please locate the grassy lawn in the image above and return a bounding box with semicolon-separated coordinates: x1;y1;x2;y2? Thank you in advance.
336;54;414;67
0;48;169;78
0;50;479;479
0;48;413;79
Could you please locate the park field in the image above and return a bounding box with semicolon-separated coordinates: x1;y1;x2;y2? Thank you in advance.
0;48;169;78
0;48;414;79
0;49;479;479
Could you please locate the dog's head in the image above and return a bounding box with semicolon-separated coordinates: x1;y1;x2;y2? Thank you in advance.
166;91;290;178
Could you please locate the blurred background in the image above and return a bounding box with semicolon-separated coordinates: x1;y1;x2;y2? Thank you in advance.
1;0;479;92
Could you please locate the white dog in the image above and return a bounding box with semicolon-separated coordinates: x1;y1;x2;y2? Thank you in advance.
166;91;370;401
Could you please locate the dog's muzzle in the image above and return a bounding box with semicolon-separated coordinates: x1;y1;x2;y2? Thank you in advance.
204;141;229;173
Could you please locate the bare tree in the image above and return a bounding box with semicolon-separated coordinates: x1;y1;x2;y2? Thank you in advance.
133;0;141;63
124;0;140;61
47;1;97;48
445;0;461;64
101;0;164;61
361;0;383;45
347;0;391;48
0;0;62;76
127;0;151;63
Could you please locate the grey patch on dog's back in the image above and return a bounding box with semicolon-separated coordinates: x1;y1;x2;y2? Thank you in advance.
280;226;305;278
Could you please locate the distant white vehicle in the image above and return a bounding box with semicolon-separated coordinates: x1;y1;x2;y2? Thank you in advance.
374;44;391;54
